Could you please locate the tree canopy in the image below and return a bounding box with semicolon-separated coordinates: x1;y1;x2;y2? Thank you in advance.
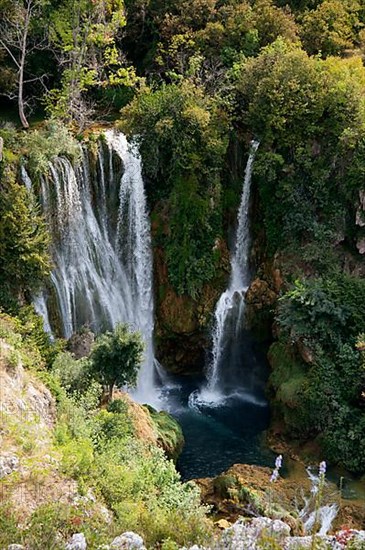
90;323;144;400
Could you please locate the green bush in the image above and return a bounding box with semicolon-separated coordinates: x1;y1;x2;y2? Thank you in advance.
0;173;51;311
120;81;228;296
272;275;365;471
20;121;81;176
89;323;144;400
0;503;19;547
52;352;102;411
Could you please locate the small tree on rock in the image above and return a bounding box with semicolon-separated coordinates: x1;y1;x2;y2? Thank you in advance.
90;323;144;401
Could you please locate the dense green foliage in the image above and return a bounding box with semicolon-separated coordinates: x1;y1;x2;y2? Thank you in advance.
270;276;365;471
0;168;51;310
0;316;211;549
1;0;365;501
120;82;228;295
89;323;144;399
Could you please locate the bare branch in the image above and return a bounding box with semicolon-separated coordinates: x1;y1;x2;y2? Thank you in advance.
0;38;21;69
0;90;18;101
23;73;48;85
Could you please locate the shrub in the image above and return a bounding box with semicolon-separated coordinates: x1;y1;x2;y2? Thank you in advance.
271;274;365;471
89;323;144;400
0;175;51;310
0;503;19;547
21;121;81;176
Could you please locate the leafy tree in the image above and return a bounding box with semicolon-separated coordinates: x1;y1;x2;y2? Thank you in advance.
47;0;137;127
237;39;327;144
252;0;298;48
120;81;228;295
89;323;144;400
120;81;228;198
152;0;299;80
275;0;321;10
0;169;51;310
300;0;362;56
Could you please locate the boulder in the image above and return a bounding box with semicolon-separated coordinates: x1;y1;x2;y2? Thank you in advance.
356;237;365;255
245;278;277;310
217;517;290;549
110;532;146;549
65;533;87;550
196;463;310;534
215;519;231;530
0;454;19;478
284;536;336;549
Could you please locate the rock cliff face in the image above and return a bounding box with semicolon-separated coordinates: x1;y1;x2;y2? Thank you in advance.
153;242;229;374
118;392;185;461
0;339;78;520
195;463;365;534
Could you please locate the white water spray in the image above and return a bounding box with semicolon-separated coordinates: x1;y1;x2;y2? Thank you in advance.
196;140;259;406
21;165;33;192
32;130;159;406
299;468;338;536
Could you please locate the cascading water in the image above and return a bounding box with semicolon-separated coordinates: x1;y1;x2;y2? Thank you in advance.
192;140;260;407
20;166;54;337
299;468;338;535
29;130;159;405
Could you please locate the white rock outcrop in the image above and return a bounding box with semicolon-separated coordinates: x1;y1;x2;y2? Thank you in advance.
110;532;146;549
65;533;87;550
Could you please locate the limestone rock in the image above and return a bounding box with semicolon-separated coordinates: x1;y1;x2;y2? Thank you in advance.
110;532;146;549
246;279;277;309
272;267;283;293
356;190;365;227
0;454;19;478
356;237;365;255
65;533;87;550
7;545;25;550
218;517;290;549
0;340;55;428
198;463;305;521
297;339;314;364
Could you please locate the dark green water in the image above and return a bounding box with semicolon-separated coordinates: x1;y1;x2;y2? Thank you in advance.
161;334;276;481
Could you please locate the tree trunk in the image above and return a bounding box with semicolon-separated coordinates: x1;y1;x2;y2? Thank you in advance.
18;69;29;129
108;383;114;402
18;1;31;129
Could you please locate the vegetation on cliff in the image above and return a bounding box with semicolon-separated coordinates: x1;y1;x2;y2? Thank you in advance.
0;314;210;548
0;0;365;518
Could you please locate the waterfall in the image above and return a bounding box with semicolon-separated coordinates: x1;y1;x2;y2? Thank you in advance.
21;165;33;191
20;166;54;337
32;130;158;405
195;140;260;406
299;468;338;535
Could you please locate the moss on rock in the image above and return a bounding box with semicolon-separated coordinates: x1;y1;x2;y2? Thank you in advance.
144;406;184;462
